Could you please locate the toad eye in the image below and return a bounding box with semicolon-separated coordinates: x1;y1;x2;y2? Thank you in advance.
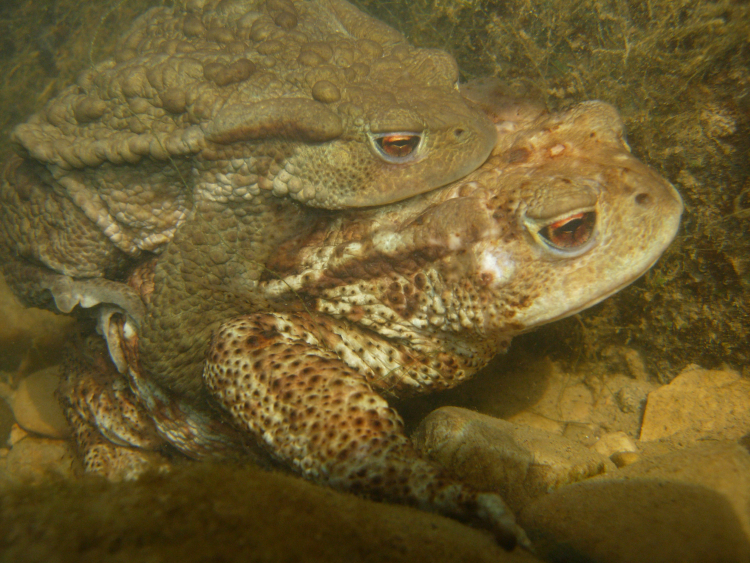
370;132;422;162
538;211;596;251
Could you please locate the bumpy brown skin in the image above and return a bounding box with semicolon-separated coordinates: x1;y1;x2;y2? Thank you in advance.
53;97;682;549
0;0;496;392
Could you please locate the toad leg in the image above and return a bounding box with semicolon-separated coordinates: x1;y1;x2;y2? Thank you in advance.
204;314;529;550
0;157;136;313
58;339;170;480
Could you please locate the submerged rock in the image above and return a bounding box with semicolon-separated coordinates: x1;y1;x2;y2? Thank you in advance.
519;441;750;563
10;366;69;439
640;365;750;443
0;433;78;485
0;462;542;563
412;407;613;513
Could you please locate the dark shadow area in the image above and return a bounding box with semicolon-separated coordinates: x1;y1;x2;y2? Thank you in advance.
395;331;556;432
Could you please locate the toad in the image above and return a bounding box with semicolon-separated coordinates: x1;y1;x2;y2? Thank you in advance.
0;0;495;391
54;94;680;549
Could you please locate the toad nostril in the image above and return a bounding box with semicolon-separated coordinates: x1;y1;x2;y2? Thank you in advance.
635;192;651;205
453;128;465;138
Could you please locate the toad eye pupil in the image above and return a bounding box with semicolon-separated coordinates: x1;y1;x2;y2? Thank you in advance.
376;134;421;158
538;211;596;249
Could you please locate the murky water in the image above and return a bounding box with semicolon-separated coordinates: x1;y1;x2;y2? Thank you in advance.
0;1;748;561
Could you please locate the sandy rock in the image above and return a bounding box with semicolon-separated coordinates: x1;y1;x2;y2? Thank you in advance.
0;461;542;563
519;441;750;563
505;365;656;440
593;431;638;458
640;365;750;442
610;450;640;468
0;434;79;485
11;365;70;438
412;407;614;512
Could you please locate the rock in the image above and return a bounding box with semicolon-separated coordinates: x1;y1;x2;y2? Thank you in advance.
11;366;70;438
505;365;656;440
412;407;614;513
8;423;28;446
640;365;750;442
594;431;640;467
592;431;638;458
614;378;654;413
0;434;79;485
610;450;640;468
0;461;543;563
519;441;750;563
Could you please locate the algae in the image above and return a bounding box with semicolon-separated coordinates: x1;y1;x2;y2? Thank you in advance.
0;1;747;559
0;0;160;161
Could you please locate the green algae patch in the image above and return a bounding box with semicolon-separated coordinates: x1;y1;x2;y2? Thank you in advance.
0;462;540;563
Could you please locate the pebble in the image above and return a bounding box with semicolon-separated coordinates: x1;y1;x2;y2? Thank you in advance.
592;431;638;458
614;379;653;413
610;451;640;468
11;366;70;439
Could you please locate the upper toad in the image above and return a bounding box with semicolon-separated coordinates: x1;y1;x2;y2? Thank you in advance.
0;0;495;392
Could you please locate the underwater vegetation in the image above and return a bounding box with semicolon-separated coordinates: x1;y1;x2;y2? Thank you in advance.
0;0;748;379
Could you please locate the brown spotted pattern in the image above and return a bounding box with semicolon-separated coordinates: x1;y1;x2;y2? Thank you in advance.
204;314;523;548
58;337;169;479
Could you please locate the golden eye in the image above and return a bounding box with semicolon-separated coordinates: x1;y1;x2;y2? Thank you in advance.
371;132;422;162
538;211;596;249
